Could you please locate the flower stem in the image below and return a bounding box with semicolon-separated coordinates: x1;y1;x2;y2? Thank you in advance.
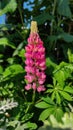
50;0;57;35
32;90;36;104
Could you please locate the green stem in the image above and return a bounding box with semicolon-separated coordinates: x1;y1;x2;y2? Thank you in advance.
15;28;24;39
50;0;57;35
18;1;24;26
32;90;36;104
17;85;27;102
25;91;36;114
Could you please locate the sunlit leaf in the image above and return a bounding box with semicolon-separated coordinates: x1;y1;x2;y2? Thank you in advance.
56;92;61;104
59;91;72;101
39;108;54;121
3;64;24;78
0;0;17;15
64;86;73;94
0;37;16;49
35;102;50;109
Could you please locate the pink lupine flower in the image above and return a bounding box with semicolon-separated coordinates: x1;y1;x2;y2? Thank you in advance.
24;21;46;92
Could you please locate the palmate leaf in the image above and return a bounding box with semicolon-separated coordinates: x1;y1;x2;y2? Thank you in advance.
38;112;73;130
35;97;63;121
0;0;17;15
39;106;63;121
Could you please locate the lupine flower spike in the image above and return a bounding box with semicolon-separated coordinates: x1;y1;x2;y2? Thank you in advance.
25;21;46;92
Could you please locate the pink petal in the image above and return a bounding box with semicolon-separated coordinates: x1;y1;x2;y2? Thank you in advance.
37;85;46;92
25;84;31;90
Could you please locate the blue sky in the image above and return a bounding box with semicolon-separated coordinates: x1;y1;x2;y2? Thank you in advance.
0;14;6;24
0;0;34;24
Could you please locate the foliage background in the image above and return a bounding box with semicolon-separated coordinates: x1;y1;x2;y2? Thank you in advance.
0;0;73;129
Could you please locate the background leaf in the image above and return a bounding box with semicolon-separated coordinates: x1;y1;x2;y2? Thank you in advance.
57;0;72;18
0;37;16;49
0;0;17;15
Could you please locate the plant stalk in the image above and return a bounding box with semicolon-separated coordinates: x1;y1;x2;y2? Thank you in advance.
50;0;57;35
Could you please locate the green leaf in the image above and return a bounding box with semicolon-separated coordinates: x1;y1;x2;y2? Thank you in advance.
0;0;17;16
46;89;53;93
64;86;73;94
7;120;19;127
13;42;24;56
0;66;3;74
47;35;58;43
57;0;72;18
42;97;55;105
67;49;73;63
46;58;57;68
3;64;24;78
53;62;71;87
25;122;37;129
38;112;73;129
56;92;61;104
0;37;16;49
7;58;14;64
35;102;50;109
62;33;73;43
54;69;65;87
0;24;13;31
14;122;37;130
53;107;64;122
48;33;73;43
39;108;54;121
18;49;25;58
47;84;53;88
33;13;53;25
59;91;72;101
51;92;56;101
